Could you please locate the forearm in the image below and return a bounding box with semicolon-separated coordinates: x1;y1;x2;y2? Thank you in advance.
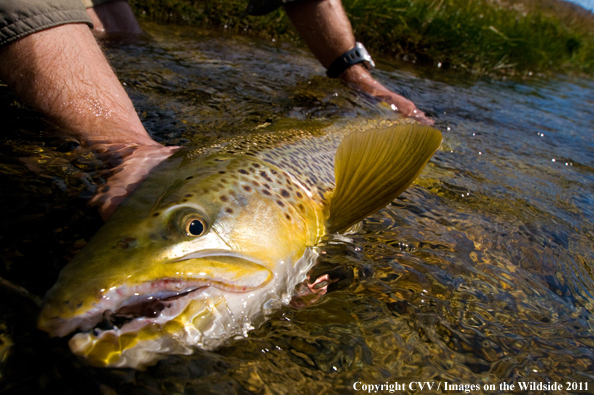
284;0;355;69
284;0;432;122
0;23;155;147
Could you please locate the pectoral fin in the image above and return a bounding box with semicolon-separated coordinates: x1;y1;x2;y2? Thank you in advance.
327;123;442;233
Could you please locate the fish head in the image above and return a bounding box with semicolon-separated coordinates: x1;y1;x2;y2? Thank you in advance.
37;154;317;367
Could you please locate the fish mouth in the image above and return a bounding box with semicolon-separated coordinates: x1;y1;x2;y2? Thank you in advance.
88;281;209;336
38;253;273;338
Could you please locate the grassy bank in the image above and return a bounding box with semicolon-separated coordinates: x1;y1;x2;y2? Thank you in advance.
129;0;594;76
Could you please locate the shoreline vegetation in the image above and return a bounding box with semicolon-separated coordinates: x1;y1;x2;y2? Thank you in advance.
129;0;594;76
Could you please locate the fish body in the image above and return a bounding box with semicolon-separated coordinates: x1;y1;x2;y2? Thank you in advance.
38;119;441;368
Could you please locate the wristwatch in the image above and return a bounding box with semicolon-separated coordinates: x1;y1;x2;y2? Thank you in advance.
326;42;376;78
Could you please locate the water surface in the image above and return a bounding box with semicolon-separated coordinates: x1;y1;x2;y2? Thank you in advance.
0;22;593;394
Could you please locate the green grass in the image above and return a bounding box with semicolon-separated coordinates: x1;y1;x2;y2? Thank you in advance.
129;0;594;76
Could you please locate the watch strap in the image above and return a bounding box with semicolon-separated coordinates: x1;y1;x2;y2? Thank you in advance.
326;42;375;78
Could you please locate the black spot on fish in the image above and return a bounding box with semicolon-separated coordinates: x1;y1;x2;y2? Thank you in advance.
220;195;229;202
285;214;291;221
298;204;305;212
281;189;290;198
238;169;248;175
260;171;273;182
253;163;261;168
243;185;252;192
219;171;226;174
296;192;303;199
186;176;193;180
185;194;193;197
263;190;271;196
152;212;160;217
252;180;260;187
226;208;233;214
77;302;83;308
276;200;284;207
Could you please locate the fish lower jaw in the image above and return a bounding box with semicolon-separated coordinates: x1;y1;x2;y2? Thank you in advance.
67;286;260;368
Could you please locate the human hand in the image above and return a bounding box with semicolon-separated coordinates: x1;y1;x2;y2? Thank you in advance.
88;143;179;220
341;64;434;125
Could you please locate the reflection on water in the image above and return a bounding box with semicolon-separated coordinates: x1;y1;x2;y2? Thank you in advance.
1;22;593;394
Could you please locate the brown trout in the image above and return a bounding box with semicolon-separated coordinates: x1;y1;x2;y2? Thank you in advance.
38;119;441;368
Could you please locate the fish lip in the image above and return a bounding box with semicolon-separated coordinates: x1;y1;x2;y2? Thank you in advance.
39;252;268;338
174;249;267;266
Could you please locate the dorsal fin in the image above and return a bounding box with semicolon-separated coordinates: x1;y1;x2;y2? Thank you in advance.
326;123;442;233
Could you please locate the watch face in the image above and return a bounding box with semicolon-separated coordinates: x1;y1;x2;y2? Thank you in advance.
355;43;375;70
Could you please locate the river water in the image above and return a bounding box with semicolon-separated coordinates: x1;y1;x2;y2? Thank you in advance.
0;22;593;394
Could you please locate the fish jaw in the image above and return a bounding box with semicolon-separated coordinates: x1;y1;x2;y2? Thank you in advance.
37;254;274;338
57;248;318;369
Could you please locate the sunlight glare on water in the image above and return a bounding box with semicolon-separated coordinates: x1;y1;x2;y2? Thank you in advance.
0;22;593;394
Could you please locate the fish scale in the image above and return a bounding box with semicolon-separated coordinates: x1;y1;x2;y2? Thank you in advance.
186;125;343;204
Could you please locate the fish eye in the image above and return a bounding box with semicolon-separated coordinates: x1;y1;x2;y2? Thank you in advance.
186;219;206;236
169;207;209;238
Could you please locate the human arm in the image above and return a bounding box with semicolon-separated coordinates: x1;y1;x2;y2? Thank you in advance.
283;0;433;124
0;22;175;219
